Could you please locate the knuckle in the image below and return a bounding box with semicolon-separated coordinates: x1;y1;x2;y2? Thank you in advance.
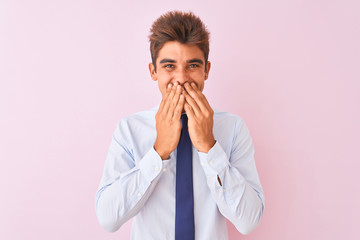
204;109;212;118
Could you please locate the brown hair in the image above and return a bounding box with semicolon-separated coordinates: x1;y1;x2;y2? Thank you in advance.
149;11;210;71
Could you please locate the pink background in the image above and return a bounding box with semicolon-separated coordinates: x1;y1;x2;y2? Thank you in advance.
1;0;359;239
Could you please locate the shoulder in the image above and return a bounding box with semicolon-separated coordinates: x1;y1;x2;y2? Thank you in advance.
121;105;158;124
212;108;253;151
213;107;245;128
112;106;158;133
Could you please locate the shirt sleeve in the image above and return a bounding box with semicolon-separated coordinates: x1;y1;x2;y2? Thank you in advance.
198;118;265;235
95;121;168;232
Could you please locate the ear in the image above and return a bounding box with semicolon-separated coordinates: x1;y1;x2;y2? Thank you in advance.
149;63;157;81
205;61;211;80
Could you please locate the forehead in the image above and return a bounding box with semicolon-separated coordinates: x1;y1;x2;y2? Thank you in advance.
157;41;204;62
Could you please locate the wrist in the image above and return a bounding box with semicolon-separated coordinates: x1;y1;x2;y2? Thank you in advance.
198;139;216;153
154;142;170;160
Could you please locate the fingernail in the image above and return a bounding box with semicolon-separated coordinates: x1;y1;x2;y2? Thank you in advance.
168;83;172;88
174;82;178;86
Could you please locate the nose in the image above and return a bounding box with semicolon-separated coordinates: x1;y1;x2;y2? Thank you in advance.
174;67;189;85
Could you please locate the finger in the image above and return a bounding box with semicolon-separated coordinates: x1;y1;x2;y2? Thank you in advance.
184;102;195;120
168;85;182;118
201;93;212;110
184;82;208;112
193;85;212;111
162;84;177;114
173;94;185;120
182;87;201;116
190;86;214;118
188;82;212;110
159;83;173;112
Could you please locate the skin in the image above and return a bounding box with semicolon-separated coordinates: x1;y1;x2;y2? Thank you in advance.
149;41;216;160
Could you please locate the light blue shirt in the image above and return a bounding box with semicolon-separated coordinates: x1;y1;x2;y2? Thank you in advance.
95;106;265;239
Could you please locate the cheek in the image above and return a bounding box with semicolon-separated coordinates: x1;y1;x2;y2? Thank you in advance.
159;78;172;89
158;82;167;96
157;76;172;96
192;73;206;89
158;72;177;87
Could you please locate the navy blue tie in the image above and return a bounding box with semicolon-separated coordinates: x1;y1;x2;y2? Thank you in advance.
175;114;195;240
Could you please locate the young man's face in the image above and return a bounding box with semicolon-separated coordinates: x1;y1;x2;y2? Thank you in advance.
149;41;211;97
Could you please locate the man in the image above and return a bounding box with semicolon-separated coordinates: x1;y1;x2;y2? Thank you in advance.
95;11;264;239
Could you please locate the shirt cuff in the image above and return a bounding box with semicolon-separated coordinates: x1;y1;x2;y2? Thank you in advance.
137;146;164;183
198;141;230;177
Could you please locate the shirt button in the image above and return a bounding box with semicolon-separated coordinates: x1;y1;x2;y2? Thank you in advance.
162;168;167;172
137;192;141;197
223;188;226;192
201;161;204;166
154;166;159;171
209;160;214;165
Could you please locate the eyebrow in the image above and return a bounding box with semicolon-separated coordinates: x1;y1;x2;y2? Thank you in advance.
187;59;204;64
159;58;204;64
159;59;176;64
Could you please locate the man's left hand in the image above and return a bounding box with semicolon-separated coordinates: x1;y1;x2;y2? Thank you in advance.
183;82;216;153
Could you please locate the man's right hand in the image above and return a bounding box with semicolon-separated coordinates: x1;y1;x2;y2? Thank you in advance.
154;83;185;160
